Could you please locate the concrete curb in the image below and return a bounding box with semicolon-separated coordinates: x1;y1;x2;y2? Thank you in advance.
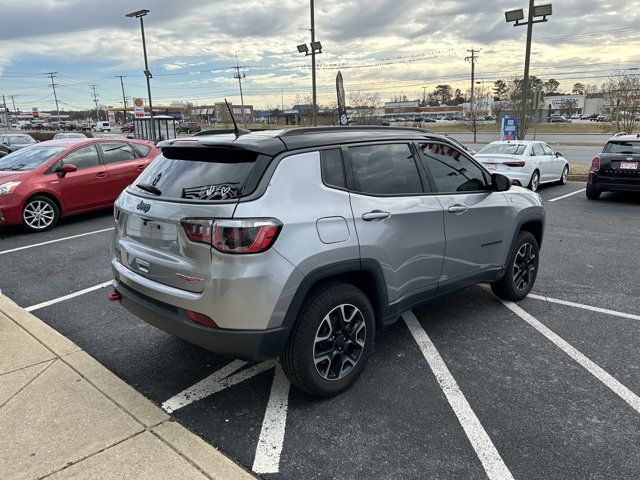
0;293;256;480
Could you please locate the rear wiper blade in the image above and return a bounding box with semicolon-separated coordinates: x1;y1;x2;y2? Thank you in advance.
137;183;162;195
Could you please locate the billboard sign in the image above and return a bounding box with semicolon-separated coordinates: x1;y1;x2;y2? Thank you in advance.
133;98;145;118
501;117;518;140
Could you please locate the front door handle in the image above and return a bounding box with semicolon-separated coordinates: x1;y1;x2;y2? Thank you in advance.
136;164;146;171
448;205;468;214
362;210;391;221
96;172;107;178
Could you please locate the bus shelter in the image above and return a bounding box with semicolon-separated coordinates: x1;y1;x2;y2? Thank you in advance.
133;115;178;143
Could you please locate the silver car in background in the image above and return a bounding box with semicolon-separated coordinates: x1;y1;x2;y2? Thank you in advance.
110;127;545;397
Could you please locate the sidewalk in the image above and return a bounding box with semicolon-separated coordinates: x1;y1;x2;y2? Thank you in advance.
0;294;256;480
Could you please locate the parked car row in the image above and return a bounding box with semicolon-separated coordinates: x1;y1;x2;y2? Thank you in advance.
0;137;158;231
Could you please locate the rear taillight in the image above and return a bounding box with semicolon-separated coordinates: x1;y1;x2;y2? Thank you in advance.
590;155;601;172
504;161;526;167
181;218;282;254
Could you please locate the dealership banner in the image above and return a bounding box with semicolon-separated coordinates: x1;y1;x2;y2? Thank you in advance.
336;71;348;126
133;98;145;118
108;110;115;122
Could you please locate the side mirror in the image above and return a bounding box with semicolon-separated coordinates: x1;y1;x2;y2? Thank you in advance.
59;163;77;176
491;173;511;192
555;152;562;158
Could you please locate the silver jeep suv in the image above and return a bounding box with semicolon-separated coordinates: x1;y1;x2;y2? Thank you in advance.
110;127;544;397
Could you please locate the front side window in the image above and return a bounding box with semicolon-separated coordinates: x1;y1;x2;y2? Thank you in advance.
420;143;488;193
100;142;136;164
63;144;100;170
542;144;555;156
349;143;423;195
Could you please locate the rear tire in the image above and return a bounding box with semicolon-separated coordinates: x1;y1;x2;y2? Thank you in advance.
280;282;375;397
586;184;601;200
528;170;540;192
22;195;60;232
491;231;539;301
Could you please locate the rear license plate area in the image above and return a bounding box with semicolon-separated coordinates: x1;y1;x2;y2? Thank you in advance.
620;161;638;170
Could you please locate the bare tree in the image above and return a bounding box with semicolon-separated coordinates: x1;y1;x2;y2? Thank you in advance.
462;84;490;143
602;71;640;133
347;91;382;125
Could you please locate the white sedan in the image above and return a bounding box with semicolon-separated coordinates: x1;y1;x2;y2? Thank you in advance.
475;141;569;192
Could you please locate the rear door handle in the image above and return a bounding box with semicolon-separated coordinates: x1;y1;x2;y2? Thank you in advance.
96;172;107;178
136;164;146;171
362;210;391;221
448;205;468;214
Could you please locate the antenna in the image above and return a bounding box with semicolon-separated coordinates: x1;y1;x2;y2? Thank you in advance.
224;99;250;138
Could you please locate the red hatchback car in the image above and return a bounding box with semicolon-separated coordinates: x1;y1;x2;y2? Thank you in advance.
0;138;159;232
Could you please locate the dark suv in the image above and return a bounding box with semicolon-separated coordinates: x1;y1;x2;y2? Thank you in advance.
110;127;545;397
587;134;640;199
177;121;202;134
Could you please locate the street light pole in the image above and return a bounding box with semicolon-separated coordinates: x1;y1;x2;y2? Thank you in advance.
310;0;317;126
520;0;535;140
126;9;155;141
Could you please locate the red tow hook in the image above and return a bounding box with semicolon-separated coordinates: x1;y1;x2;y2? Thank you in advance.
108;292;121;302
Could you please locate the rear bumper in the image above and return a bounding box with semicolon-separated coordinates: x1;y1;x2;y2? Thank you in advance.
589;174;640;192
114;280;291;362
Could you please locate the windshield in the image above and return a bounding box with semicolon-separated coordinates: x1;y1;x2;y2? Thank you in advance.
603;141;640;155
479;143;527;155
6;135;36;145
0;147;66;171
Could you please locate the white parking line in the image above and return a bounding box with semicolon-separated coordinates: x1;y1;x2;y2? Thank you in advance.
404;311;514;480
528;293;640;321
162;359;274;413
0;227;115;256
500;299;640;414
252;363;291;474
25;281;113;312
548;188;586;202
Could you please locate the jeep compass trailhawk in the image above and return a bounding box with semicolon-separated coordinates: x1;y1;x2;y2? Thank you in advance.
110;127;544;397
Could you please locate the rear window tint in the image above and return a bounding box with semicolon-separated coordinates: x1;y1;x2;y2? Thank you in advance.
604;141;640;154
321;149;345;189
133;148;271;201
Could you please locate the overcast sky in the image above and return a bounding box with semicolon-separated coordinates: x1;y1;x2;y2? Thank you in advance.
1;0;640;112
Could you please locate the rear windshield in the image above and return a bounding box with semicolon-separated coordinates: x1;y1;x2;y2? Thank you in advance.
132;148;271;201
0;146;66;171
479;144;527;155
603;141;640;154
6;135;36;144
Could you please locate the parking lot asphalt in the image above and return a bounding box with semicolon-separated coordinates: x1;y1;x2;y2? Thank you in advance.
2;181;639;479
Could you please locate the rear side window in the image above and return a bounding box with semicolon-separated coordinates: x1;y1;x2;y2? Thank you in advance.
349;143;423;195
604;141;640;154
133;148;271;201
132;144;153;157
320;149;345;189
100;142;136;164
63;144;100;170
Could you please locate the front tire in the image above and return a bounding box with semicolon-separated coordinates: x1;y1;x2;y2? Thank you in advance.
280;283;375;397
528;170;540;192
22;195;60;232
586;184;601;200
491;231;539;301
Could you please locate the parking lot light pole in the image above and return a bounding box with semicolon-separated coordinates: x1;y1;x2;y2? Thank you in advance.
296;1;322;127
126;9;155;141
505;2;552;140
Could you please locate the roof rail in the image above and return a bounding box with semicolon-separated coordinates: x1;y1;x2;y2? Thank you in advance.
277;126;435;137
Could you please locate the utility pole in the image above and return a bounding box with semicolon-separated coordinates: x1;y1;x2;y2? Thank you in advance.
310;0;317;126
89;84;100;121
2;95;8;134
281;88;284;112
520;0;535;140
8;95;18;121
465;48;479;143
233;52;247;127
46;72;61;123
115;75;128;124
